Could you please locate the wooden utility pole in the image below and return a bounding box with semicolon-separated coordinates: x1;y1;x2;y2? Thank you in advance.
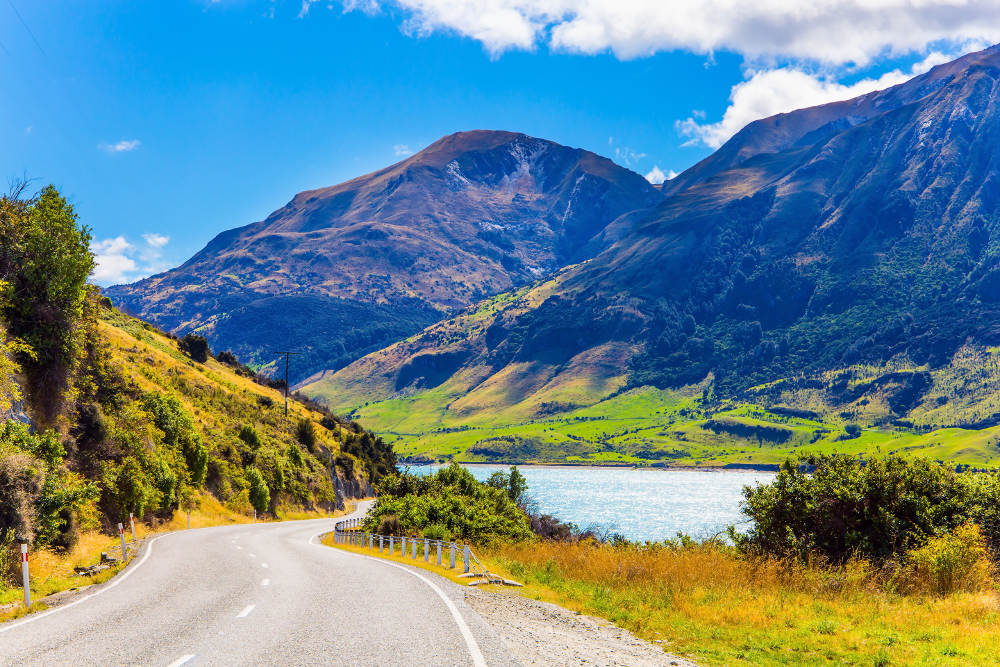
276;351;301;418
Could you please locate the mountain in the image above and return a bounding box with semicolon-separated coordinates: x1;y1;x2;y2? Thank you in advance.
302;44;1000;464
106;131;663;382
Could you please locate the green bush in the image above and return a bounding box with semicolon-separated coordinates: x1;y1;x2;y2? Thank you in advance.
907;523;993;595
736;455;978;562
247;467;270;513
296;419;317;453
364;463;532;544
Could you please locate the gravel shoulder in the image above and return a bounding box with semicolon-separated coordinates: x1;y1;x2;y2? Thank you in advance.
465;586;697;666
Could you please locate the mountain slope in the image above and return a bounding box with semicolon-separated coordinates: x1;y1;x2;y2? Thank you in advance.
106;131;663;382
303;44;1000;463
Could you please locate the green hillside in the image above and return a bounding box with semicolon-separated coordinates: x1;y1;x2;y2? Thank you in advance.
0;185;393;557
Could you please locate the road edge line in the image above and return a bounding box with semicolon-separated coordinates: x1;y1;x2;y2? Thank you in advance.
0;533;163;634
311;528;487;667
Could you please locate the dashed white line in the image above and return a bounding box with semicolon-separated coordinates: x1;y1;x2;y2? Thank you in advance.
249;553;256;558
236;604;255;618
260;563;269;569
235;546;242;550
261;578;271;587
166;654;196;667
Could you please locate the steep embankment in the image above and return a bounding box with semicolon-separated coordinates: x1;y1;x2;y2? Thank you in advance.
303;44;1000;466
106;131;663;382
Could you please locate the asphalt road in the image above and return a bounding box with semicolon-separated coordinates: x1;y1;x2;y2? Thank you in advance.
0;502;516;666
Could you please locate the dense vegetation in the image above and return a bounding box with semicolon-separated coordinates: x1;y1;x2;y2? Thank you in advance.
0;184;395;573
363;463;533;543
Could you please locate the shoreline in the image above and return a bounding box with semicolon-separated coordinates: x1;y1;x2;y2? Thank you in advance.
398;459;782;473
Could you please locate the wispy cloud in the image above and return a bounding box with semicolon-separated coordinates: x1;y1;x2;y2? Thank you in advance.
393;143;413;157
91;233;170;285
99;139;141;153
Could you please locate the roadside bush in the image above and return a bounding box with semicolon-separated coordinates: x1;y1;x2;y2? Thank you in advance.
906;523;993;595
364;463;532;544
247;467;270;514
736;455;975;562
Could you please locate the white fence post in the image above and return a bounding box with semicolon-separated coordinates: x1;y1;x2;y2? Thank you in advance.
411;537;417;560
379;535;384;552
424;538;429;562
450;542;456;569
21;543;30;607
437;541;442;565
118;522;127;561
390;536;395;555
463;544;470;574
186;510;190;529
253;509;257;524
129;512;136;541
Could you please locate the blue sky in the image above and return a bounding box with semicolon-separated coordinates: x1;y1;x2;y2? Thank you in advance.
2;1;997;285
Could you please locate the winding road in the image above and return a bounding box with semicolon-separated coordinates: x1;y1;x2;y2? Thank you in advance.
0;502;516;666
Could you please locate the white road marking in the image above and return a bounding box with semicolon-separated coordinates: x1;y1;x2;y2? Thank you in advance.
235;546;242;550
0;534;163;635
166;654;196;667
260;563;269;569
249;553;256;558
236;604;255;618
310;524;488;667
261;578;270;587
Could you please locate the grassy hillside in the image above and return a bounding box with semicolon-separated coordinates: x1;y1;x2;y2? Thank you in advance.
0;184;393;574
303;271;1000;467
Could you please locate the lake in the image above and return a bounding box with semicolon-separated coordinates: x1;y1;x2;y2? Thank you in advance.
407;464;776;542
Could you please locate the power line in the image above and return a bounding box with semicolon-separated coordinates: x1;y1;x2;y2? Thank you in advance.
7;0;46;57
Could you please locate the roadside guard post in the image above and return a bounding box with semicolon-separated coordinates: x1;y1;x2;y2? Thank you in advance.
129;512;136;541
118;522;127;561
21;543;30;607
464;544;470;573
437;541;442;565
379;535;384;553
412;537;417;560
424;538;430;562
450;542;456;569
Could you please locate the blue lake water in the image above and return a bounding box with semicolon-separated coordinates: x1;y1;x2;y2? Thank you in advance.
407;464;776;543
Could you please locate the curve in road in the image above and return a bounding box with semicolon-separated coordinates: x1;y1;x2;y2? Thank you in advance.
0;502;514;666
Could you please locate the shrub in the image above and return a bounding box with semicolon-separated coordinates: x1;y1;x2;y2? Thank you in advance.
364;463;533;544
178;334;210;363
296;419;317;453
247;467;270;513
216;350;239;366
736;455;975;562
906;524;993;595
237;425;261;450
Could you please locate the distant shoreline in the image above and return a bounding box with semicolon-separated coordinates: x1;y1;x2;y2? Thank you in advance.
398;459;782;473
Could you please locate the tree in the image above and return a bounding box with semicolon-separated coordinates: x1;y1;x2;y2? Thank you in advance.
507;466;527;506
247;467;270;514
296;419;317;453
179;334;210;363
0;185;93;424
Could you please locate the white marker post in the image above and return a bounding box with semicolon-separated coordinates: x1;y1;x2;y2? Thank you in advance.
379;535;384;553
118;522;127;562
411;537;417;560
186;510;191;529
424;538;429;562
253;509;257;524
129;512;136;541
463;544;470;574
437;541;442;565
450;542;456;569
21;544;30;607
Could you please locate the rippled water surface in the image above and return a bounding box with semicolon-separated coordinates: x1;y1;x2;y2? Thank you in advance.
408;464;776;542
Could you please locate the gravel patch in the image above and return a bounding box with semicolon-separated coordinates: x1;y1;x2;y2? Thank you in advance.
465;587;697;666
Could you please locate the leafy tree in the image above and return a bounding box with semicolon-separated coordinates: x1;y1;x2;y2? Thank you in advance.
179;334;210;363
247;467;270;513
0;185;93;424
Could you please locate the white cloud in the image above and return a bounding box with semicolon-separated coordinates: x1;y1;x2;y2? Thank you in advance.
91;237;138;284
613;145;646;168
91;233;171;285
335;1;1000;65
644;165;674;185
142;233;170;248
676;51;958;148
99;139;141;153
393;144;413;157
